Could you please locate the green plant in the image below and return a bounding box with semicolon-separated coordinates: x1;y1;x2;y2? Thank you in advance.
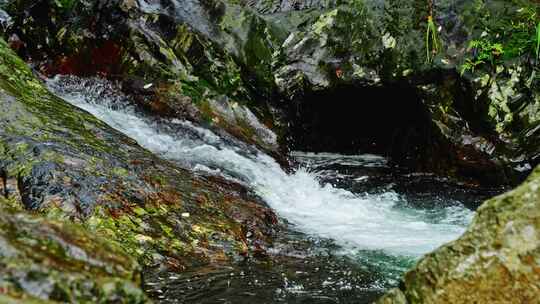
426;16;440;63
460;2;539;74
461;39;504;74
536;22;540;60
425;0;441;63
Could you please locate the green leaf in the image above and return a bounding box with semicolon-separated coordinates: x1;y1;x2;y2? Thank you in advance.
536;22;540;59
426;16;440;63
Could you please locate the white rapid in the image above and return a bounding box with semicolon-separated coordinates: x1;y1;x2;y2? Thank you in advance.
47;76;473;257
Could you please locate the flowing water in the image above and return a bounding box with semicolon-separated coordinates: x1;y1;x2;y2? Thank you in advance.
47;76;502;303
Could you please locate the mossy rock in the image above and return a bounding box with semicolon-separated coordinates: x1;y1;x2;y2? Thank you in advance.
377;165;540;303
0;203;147;303
267;0;539;184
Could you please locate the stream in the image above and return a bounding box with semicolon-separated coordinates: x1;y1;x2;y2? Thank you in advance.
47;75;502;303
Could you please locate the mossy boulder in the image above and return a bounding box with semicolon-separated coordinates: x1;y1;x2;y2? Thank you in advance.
0;34;277;289
377;165;540;303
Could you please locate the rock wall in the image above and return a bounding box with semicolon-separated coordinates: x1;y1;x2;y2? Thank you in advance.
3;0;538;185
264;0;540;184
1;0;284;155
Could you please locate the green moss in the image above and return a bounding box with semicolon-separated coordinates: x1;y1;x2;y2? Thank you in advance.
0;196;23;211
0;293;57;304
0;39;119;155
0;206;147;303
112;167;129;178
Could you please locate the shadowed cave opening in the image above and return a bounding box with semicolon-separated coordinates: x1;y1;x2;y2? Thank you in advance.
289;84;440;169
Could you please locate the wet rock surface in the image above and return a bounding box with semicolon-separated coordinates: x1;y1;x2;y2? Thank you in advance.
0;204;147;303
1;0;283;155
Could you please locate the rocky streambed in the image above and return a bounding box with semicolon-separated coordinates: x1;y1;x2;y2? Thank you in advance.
1;0;540;303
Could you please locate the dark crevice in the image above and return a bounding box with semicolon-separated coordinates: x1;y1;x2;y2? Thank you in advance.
288;84;437;169
285;81;518;187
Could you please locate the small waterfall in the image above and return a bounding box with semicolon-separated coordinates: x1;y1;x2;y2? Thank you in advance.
47;75;473;258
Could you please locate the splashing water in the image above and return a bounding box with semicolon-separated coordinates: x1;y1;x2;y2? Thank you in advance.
47;75;473;259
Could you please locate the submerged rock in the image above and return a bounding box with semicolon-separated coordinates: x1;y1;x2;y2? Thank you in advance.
377;165;540;303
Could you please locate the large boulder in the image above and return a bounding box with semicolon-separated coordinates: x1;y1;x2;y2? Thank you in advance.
377;165;540;303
